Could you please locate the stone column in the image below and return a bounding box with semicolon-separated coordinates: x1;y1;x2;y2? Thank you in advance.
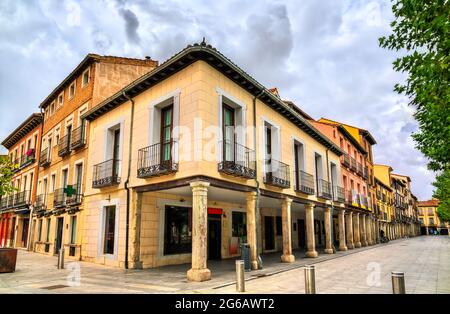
338;209;347;251
246;191;259;270
360;214;367;246
281;197;295;263
353;212;361;248
345;212;354;249
324;207;333;254
187;181;211;282
305;204;318;258
366;216;373;245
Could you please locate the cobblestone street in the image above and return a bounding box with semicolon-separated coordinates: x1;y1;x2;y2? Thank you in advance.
0;236;448;294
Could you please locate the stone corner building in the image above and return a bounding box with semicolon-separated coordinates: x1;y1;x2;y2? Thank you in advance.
0;42;421;282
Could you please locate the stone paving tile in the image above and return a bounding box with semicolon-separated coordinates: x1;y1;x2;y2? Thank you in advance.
0;236;448;294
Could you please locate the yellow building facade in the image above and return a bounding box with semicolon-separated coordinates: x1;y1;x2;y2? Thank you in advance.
418;199;449;235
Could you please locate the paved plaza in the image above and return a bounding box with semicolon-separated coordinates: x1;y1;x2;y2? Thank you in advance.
0;236;448;294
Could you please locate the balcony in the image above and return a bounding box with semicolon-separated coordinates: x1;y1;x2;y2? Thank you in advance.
357;163;363;176
53;188;66;208
137;141;178;178
70;126;86;150
14;190;30;208
0;197;7;210
218;141;256;179
66;184;83;206
12;157;21;173
350;157;357;172
333;186;345;203
363;166;369;179
58;134;71;157
317;179;332;199
263;159;290;188
345;189;353;205
39;147;51;167
341;153;350;167
20;149;36;168
294;170;315;195
92;159;121;188
361;195;368;208
34;194;46;211
7;194;15;208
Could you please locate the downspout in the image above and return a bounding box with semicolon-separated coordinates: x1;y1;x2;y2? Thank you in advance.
122;91;135;270
27;109;45;251
325;148;336;252
253;89;265;269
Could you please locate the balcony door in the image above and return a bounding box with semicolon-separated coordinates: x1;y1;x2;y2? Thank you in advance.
66;124;72;148
293;142;304;189
160;105;173;167
112;129;120;177
222;104;235;162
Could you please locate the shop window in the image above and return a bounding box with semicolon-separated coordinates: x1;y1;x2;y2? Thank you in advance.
164;205;192;255
232;212;247;239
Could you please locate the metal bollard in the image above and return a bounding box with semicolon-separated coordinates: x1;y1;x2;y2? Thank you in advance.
236;260;245;292
304;265;316;294
57;248;65;269
391;271;405;294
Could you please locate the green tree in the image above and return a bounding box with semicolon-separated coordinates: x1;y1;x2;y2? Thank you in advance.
434;169;450;222
379;0;450;221
0;156;16;197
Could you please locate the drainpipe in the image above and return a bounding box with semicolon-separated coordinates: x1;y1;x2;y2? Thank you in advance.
253;89;265;269
325;148;336;252
27;109;45;252
122;91;135;270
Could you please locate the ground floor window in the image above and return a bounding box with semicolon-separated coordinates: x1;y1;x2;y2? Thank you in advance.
46;218;51;242
232;211;247;241
38;219;42;242
103;205;116;255
164;205;192;255
70;216;77;244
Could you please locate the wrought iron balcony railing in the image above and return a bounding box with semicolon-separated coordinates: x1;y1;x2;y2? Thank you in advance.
333;186;345;203
341;153;350;167
12;157;21;172
7;194;15;208
317;179;332;199
70;126;86;150
34;194;46;210
363;166;369;179
39;147;51;167
53;188;66;208
345;189;353;205
361;195;368;208
350;157;357;171
357;163;363;176
0;197;8;210
20;149;36;168
66;184;83;206
263;159;290;188
14;190;30;208
294;170;315;195
93;159;121;188
218;141;256;179
137;141;178;178
58;134;71;157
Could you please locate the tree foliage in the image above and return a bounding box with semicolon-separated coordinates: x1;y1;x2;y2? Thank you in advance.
0;156;16;197
379;0;450;221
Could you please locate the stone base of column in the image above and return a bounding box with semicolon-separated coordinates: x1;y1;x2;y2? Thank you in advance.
361;241;367;247
187;268;211;282
347;243;355;249
324;248;334;254
354;242;362;248
305;250;318;258
339;245;348;251
281;254;295;263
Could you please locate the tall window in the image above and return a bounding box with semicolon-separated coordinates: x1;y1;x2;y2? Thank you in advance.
69;82;76;99
46;218;51;242
164;205;192;255
70;216;77;244
222;104;235;161
161;105;173;164
51;174;56;192
82;68;90;87
75;163;83;192
113;129;120;177
103;205;116;255
38;219;43;242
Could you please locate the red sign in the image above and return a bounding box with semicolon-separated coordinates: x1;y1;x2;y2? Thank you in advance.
208;208;223;215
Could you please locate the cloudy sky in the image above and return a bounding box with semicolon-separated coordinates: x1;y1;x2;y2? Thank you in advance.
0;0;436;199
